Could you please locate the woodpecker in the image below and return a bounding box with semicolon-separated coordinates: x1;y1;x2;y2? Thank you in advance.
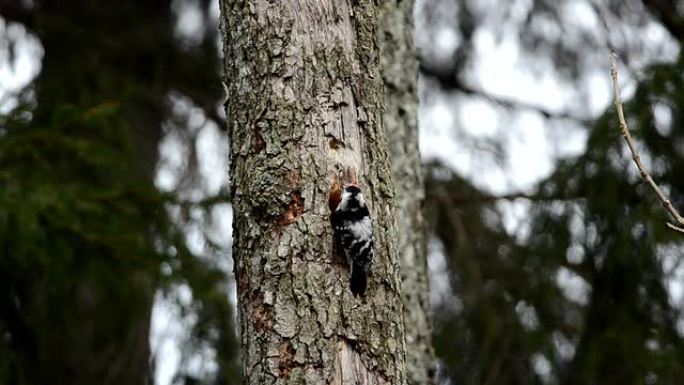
329;183;374;296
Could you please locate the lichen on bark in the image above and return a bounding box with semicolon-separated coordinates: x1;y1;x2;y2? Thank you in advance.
219;1;407;384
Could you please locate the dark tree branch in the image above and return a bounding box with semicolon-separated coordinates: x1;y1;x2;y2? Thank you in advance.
0;0;34;28
176;83;227;132
419;57;592;124
441;190;576;206
164;43;227;132
642;0;684;42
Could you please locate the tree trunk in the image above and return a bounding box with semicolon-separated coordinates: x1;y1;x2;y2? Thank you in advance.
380;1;436;384
220;1;407;384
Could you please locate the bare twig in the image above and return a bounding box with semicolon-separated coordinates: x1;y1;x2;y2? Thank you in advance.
667;222;684;234
610;49;684;233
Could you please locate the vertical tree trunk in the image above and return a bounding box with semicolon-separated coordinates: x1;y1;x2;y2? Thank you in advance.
380;1;436;384
220;1;407;384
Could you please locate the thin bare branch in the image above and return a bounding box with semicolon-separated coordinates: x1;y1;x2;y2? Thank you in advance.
666;222;684;234
610;49;684;233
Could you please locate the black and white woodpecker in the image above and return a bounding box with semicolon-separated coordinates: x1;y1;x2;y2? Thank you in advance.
329;183;374;296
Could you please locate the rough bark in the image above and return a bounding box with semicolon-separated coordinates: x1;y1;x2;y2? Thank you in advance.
380;1;436;384
219;1;407;384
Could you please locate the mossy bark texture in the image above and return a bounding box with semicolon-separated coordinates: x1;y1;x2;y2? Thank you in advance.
220;1;407;384
380;1;436;384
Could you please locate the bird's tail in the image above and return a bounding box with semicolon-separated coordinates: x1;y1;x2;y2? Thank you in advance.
350;264;367;296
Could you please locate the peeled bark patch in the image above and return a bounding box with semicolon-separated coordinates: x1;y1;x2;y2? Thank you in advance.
332;340;377;385
278;341;296;378
281;190;305;226
220;0;407;384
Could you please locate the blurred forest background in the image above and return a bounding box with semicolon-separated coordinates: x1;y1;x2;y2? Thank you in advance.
2;0;684;384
